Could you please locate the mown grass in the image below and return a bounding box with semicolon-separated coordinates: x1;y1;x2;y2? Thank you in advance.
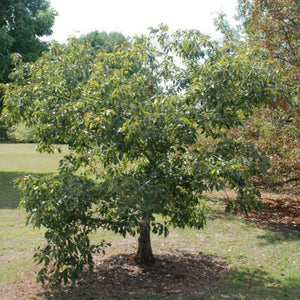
0;144;66;283
172;214;300;299
0;144;299;299
0;143;67;173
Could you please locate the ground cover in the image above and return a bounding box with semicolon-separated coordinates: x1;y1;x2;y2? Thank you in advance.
0;144;299;299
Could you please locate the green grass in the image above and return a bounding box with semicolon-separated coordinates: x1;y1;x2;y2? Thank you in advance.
0;144;66;283
0;144;299;299
0;143;67;172
172;214;300;299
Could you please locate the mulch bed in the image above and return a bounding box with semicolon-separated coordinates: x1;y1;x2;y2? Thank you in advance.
0;250;229;300
38;251;229;299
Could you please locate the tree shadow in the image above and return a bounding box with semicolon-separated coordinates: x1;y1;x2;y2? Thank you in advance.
215;266;300;299
204;192;300;244
256;230;300;245
204;190;300;239
39;251;300;299
40;251;229;299
241;196;300;244
0;171;25;209
0;171;54;209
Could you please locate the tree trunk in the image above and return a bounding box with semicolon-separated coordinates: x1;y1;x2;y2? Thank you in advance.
135;219;155;265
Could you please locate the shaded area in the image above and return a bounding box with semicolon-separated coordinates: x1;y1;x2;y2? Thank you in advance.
215;266;300;299
0;171;25;209
257;230;300;245
3;250;297;299
0;171;54;209
244;192;300;235
41;251;229;299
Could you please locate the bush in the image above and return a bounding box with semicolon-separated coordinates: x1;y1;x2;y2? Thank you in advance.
7;123;37;143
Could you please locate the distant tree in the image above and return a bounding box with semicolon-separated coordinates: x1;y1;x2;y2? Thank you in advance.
235;0;300;188
0;0;56;82
78;31;128;52
238;0;300;85
0;0;56;140
2;26;285;284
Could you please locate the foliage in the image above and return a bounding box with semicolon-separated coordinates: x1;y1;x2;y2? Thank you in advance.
0;0;56;82
238;0;300;85
0;83;9;142
17;173;110;284
233;0;300;188
7;122;37;143
2;26;286;284
77;31;128;52
0;124;9;143
234;105;300;188
0;0;56;141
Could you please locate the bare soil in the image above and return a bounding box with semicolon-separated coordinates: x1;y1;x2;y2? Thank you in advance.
46;251;228;299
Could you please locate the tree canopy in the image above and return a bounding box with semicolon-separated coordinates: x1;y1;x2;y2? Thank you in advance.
2;25;288;284
238;0;300;85
0;0;56;141
77;31;128;52
0;0;56;82
236;0;300;188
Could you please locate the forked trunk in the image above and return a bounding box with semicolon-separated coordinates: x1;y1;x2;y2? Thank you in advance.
135;219;155;265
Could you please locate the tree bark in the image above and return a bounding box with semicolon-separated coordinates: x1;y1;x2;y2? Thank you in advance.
135;219;155;265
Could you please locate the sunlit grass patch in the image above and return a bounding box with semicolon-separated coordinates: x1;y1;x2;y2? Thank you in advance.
0;143;67;172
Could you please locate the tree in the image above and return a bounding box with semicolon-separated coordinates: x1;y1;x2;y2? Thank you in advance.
0;0;56;141
235;0;300;188
77;31;128;52
238;0;300;86
0;0;56;82
2;26;285;284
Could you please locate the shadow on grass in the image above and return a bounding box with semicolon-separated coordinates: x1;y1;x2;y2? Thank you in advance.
214;266;300;300
240;211;300;244
0;171;25;209
39;252;300;300
242;212;300;239
0;171;54;209
257;230;300;245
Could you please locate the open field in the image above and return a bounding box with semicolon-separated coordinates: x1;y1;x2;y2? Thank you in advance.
0;144;299;299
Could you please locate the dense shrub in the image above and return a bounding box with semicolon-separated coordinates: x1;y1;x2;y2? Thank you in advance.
7;123;38;143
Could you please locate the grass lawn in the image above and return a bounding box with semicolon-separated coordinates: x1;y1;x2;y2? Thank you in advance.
0;144;299;299
0;144;66;284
